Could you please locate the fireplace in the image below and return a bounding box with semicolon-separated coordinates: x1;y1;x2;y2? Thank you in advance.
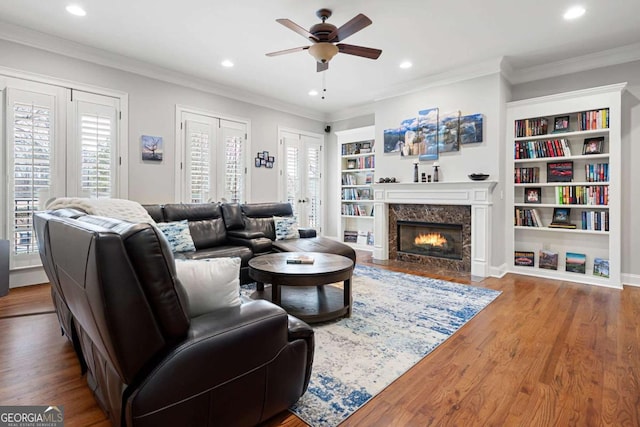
397;221;463;260
388;204;471;272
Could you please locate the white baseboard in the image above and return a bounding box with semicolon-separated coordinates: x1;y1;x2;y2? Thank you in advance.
10;267;48;288
622;273;640;287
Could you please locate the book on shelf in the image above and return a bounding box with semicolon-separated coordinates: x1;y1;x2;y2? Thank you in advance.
566;252;586;274
515;117;548;137
356;231;368;246
366;231;374;246
514;139;571;159
514;207;542;227
578;109;609;131
539;250;559;270
286;255;315;264
514;167;540;184
585;163;608;182
593;258;610;278
581;210;609;231
514;251;535;267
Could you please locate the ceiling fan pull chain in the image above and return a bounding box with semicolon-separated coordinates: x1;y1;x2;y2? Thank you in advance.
322;72;327;100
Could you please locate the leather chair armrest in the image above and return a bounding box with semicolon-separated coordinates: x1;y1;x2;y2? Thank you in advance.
227;230;265;239
288;314;315;392
128;300;313;418
298;228;317;238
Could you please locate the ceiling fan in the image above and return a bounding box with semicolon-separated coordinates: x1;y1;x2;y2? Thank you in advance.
266;9;382;72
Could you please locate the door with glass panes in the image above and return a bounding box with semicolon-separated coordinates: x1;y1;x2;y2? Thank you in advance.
180;111;248;204
280;130;324;231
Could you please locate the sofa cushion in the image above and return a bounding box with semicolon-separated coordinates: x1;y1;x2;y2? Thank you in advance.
221;203;244;230
175;245;253;267
274;216;299;240
175;258;242;317
156;220;196;253
163;203;228;248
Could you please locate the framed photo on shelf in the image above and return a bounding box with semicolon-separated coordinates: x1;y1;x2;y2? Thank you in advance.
347;159;357;169
551;207;571;224
582;136;604;155
547;161;573;182
524;187;541;203
553;115;570;132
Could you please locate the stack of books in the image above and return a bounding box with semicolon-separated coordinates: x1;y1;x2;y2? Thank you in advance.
286;255;315;264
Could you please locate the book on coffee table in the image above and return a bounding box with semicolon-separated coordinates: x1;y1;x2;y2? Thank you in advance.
286;255;315;264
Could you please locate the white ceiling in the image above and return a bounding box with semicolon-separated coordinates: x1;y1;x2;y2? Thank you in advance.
1;0;640;120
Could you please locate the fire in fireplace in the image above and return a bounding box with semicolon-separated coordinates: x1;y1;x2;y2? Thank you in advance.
397;220;463;260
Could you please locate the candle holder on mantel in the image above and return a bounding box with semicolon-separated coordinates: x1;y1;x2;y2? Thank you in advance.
432;161;440;182
413;161;419;183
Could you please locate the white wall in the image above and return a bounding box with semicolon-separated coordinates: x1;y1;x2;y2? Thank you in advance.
511;60;640;281
374;73;505;268
0;39;324;204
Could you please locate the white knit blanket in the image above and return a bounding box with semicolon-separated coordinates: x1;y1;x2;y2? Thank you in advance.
46;197;156;224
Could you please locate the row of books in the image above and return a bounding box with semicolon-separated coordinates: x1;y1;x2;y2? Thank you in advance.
515;164;608;184
514;117;548;137
341;204;372;216
342;140;374;155
554;185;608;205
514;208;542;227
578;109;609;131
341;188;372;201
581;210;609;231
346;157;375;169
514;138;571;159
341;172;373;185
343;230;374;246
585;163;608;182
514;250;609;277
514;167;540;184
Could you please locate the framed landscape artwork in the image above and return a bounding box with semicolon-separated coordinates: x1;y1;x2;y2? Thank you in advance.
417;107;439;161
459;113;483;144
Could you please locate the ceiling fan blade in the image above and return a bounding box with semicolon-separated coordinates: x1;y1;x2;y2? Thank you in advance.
276;18;319;42
327;14;372;42
266;46;310;57
317;61;329;72
337;43;382;59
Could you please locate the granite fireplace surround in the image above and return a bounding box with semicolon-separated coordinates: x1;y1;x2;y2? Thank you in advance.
389;204;471;272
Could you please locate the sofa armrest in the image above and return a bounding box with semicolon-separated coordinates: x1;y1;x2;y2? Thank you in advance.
288;314;314;392
298;228;317;238
128;300;313;421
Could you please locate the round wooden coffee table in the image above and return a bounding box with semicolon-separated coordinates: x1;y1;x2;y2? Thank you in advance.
248;252;354;323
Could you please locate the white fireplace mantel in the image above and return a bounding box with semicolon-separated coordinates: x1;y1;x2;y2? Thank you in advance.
372;181;497;278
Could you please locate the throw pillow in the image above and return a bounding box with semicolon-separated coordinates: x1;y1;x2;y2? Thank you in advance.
174;257;242;317
273;216;299;240
156;220;196;253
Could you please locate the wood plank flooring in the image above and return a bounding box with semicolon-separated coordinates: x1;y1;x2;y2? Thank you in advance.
1;254;639;426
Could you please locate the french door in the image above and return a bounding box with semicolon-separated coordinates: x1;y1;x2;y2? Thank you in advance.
177;109;249;203
2;78;125;270
280;129;324;232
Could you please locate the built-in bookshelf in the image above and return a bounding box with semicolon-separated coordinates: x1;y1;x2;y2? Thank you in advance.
506;83;625;288
335;126;375;250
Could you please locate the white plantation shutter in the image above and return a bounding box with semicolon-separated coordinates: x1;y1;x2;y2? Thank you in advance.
186;120;213;203
306;142;322;229
10;95;53;256
70;92;119;199
283;137;300;215
220;119;246;203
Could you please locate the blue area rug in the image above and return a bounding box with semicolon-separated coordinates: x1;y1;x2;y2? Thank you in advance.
242;264;501;426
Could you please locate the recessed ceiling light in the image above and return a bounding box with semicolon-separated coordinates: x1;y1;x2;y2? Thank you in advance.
65;4;86;16
563;5;585;20
308;90;319;96
221;59;234;68
399;61;413;69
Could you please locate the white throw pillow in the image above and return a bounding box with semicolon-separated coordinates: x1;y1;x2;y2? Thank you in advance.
273;216;299;240
156;220;196;253
174;257;242;317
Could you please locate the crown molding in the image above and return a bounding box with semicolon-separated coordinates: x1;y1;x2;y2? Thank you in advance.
0;21;327;122
508;42;640;84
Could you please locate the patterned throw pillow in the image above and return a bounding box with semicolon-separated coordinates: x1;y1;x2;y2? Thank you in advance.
156;220;196;253
273;216;299;240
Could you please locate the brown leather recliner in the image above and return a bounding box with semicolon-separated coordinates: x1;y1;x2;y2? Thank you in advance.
34;211;314;427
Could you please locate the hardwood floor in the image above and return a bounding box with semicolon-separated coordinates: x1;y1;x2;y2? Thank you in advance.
1;254;639;426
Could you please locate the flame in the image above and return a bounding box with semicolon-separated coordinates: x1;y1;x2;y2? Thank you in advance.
414;233;447;247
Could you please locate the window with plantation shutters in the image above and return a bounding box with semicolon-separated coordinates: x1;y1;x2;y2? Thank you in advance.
10;96;53;256
179;111;248;204
3;81;126;275
186;120;212;203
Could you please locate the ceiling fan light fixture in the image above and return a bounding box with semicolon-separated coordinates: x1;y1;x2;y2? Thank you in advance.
309;43;339;63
